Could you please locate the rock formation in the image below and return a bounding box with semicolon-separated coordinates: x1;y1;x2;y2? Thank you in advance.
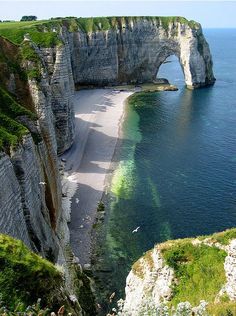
70;17;215;88
122;231;236;315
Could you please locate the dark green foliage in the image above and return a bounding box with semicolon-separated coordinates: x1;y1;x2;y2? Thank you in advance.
20;41;42;80
0;127;18;149
0;86;37;151
0;299;51;315
20;16;37;22
21;41;40;62
76;270;96;315
0;86;36;119
97;201;105;212
0;234;63;310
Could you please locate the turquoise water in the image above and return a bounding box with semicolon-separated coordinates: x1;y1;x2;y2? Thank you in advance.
94;29;236;302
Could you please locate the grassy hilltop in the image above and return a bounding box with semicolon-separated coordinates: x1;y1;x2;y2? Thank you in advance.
0;16;199;45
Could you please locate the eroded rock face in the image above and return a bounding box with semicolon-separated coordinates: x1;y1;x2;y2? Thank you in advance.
224;240;236;300
38;30;75;154
123;248;174;315
70;18;215;88
0;153;31;249
0;35;78;302
123;236;236;315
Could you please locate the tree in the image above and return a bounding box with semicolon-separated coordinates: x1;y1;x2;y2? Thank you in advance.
20;16;37;22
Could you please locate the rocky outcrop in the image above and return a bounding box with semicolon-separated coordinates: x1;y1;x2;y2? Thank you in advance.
0;152;31;249
224;239;236;300
39;31;75;154
123;248;174;315
122;232;236;315
70;17;215;88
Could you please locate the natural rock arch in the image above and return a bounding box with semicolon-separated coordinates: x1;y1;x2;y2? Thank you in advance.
155;54;184;84
70;17;215;89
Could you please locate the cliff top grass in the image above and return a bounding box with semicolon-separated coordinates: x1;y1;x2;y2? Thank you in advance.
161;240;227;307
0;86;37;152
132;228;236;314
0;20;62;46
0;234;63;311
0;16;199;45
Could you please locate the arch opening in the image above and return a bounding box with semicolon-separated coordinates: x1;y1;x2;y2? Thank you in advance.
156;55;185;87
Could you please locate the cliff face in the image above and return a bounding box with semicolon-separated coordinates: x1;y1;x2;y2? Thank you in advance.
122;230;236;315
0;38;73;260
70;17;215;88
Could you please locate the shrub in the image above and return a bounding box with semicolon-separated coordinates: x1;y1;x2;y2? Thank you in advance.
20;16;37;22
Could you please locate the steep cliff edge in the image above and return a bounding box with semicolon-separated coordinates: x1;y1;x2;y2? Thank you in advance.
0;29;94;314
122;229;236;315
70;16;215;88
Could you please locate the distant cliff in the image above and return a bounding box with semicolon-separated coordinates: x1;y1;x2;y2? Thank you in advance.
70;16;215;88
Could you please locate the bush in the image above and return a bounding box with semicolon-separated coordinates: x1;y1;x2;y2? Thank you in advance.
97;201;105;212
20;16;37;22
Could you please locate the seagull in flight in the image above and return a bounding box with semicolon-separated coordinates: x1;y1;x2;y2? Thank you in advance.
39;182;46;185
132;226;140;233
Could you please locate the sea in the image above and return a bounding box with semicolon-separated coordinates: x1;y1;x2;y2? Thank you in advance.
93;29;236;305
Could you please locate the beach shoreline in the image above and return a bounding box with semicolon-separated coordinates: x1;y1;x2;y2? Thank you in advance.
61;88;134;265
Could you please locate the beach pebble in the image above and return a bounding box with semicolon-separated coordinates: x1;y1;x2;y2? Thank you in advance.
84;263;92;270
80;225;84;228
72;256;80;264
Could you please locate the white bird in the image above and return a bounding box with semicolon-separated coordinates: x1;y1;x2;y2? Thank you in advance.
132;226;140;233
39;182;46;185
75;198;79;204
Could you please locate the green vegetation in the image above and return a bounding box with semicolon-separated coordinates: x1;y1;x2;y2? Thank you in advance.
211;228;236;245
21;41;41;80
207;301;236;316
0;16;199;45
0;86;36;151
97;201;105;212
76;16;199;33
76;270;97;315
0;299;68;316
0;234;63;311
161;240;227;307
0;20;61;46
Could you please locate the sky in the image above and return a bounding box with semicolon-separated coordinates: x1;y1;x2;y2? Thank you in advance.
1;1;236;28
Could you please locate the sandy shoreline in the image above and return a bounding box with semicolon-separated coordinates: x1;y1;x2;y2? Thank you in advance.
61;88;134;265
